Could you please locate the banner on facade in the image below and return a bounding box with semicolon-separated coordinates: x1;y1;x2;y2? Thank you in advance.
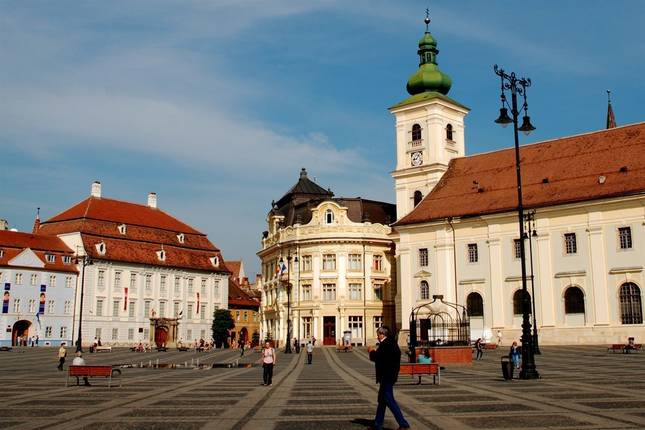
196;292;200;313
124;287;128;310
39;285;46;314
2;283;10;314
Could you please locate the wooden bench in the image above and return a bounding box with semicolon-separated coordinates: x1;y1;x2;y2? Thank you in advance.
177;346;189;352
66;365;121;388
608;343;642;353
156;347;167;352
95;346;112;353
399;363;440;385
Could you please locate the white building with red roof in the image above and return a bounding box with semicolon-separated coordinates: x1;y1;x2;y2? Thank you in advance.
0;230;78;347
390;19;645;345
38;182;230;347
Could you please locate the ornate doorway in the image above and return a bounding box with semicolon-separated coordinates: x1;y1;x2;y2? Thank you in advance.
12;320;32;346
154;325;168;347
323;316;336;345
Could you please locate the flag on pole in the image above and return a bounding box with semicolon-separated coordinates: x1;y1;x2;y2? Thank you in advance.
278;260;287;276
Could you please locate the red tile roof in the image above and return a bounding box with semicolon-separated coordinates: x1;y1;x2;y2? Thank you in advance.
0;230;78;273
396;122;645;226
226;261;242;280
38;196;229;274
228;278;260;309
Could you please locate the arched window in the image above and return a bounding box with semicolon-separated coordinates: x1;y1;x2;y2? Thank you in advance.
620;282;643;324
412;124;422;141
325;209;334;224
413;191;423;207
513;290;531;315
446;124;453;141
467;292;483;317
564;287;585;314
419;281;429;301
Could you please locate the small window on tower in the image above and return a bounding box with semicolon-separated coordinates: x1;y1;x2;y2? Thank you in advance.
412;124;422;141
117;224;127;235
446;124;454;141
413;191;423;207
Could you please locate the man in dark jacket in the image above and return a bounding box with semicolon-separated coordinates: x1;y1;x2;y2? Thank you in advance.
368;326;410;430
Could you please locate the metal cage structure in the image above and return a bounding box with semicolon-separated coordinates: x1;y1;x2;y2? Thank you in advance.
409;295;470;352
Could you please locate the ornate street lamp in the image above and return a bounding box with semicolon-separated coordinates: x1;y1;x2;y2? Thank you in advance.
524;210;541;354
280;253;297;353
74;253;93;353
494;65;539;379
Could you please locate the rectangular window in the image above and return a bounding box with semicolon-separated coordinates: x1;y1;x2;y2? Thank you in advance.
129;301;136;318
322;254;336;271
349;283;363;301
187;278;194;294
28;299;36;313
373;255;383;271
47;300;55;314
174;277;181;295
114;271;122;288
15;273;23;284
467;243;479;263
128;328;134;340
159;301;166;318
144;300;151;318
236;310;240;321
64;300;72;314
62;256;72;264
187;303;193;319
160;275;167;294
45;254;55;263
173;302;180;317
12;298;20;313
130;273;137;289
96;299;104;317
31;274;38;286
374;286;383;301
513;239;522;259
60;326;67;339
323;283;336;301
213;280;220;298
243;311;248;321
564;233;577;255
49;275;56;287
65;276;73;288
97;270;105;288
302;317;312;339
112;328;118;341
95;328;102;340
348;254;362;271
373;316;383;333
145;274;152;292
187;329;193;341
112;300;120;317
419;248;428;267
301;284;312;301
200;329;206;339
619;227;633;249
201;304;206;319
143;328;148;340
301;255;312;272
349;316;363;340
45;326;52;337
201;278;207;295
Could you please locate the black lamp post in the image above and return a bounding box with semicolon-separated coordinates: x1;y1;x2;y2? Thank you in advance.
524;210;541;355
75;254;93;353
281;254;296;354
494;64;539;379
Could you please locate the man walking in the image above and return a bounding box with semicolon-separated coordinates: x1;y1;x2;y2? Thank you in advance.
368;326;410;430
306;340;314;364
57;343;67;371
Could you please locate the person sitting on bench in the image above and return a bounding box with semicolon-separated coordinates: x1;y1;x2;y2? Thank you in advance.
417;348;432;364
72;352;91;386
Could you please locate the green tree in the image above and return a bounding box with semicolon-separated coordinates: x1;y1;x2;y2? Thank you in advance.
211;309;235;348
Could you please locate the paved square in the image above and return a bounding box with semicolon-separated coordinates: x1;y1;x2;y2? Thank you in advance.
1;345;644;429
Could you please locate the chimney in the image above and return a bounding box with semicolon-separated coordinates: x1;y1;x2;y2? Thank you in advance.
91;181;102;198
148;192;157;208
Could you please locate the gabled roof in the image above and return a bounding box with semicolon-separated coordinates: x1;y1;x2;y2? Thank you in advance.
396;122;645;226
0;230;77;273
44;197;202;234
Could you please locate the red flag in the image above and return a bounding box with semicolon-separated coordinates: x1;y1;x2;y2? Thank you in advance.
196;292;200;313
124;287;128;310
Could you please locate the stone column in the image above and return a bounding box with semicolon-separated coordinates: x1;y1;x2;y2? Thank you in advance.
487;237;505;328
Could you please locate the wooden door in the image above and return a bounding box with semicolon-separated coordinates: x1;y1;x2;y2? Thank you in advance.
323;316;336;345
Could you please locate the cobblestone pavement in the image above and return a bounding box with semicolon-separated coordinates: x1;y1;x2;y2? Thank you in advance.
0;345;644;429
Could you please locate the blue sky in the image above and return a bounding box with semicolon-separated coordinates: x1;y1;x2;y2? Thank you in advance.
2;1;644;276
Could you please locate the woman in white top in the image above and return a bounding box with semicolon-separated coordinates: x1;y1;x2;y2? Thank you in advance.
261;341;276;386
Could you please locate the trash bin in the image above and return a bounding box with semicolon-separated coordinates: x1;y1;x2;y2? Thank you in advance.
501;356;513;380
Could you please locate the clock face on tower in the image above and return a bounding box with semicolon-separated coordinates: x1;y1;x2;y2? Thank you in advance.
411;151;423;167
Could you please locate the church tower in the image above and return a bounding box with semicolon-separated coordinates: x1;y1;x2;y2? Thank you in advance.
390;14;470;219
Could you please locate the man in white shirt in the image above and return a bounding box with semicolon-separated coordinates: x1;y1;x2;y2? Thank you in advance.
72;352;91;386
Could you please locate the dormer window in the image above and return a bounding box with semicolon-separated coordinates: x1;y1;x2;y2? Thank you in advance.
117;224;127;235
0;249;3;258
412;123;422;141
45;254;55;263
325;209;334;225
156;250;166;261
95;242;106;256
177;233;185;244
210;256;219;267
62;256;72;264
446;124;454;141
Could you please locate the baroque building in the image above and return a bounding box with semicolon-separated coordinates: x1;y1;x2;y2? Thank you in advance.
0;230;78;347
391;19;645;344
37;182;230;347
258;169;396;347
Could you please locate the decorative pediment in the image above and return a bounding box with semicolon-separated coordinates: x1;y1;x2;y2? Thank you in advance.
8;248;45;268
413;269;432;278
